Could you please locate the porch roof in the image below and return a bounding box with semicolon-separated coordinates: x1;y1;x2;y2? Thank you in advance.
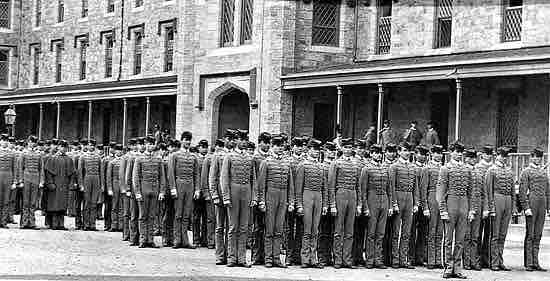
0;75;178;105
281;46;550;90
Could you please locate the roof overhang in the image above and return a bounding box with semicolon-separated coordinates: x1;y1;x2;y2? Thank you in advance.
281;53;550;90
0;75;178;105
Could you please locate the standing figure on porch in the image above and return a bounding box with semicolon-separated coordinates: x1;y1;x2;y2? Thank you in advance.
328;138;361;269
257;135;294;268
168;131;200;249
78;139;103;231
361;144;392;269
389;142;418;269
295;139;325;269
422;145;444;269
43;140;77;230
519;148;550;272
403;121;423;149
423;121;440;149
380;120;399;150
437;141;473;279
486;147;516;271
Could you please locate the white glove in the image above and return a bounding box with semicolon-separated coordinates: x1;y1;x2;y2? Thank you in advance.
440;211;449;221
482;210;489;219
194;190;201;200
288;205;294;212
364;208;370;217
423;209;430;217
158;193;165;201
413;205;419;213
107;190;113;196
126;191;132;197
135;193;142;200
388;208;393;216
170;188;177;198
330;207;337;216
394;205;400;213
525;209;533;217
10;183;16;190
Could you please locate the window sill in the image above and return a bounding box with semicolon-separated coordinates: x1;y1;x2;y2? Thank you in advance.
0;28;14;34
78;17;89;23
207;44;255;57
53;22;64;27
132;6;145;12
162;1;174;6
496;40;523;50
32;26;42;31
104;12;115;17
308;45;345;54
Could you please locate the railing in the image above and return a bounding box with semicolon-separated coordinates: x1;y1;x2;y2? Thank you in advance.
377;16;391;54
502;6;522;42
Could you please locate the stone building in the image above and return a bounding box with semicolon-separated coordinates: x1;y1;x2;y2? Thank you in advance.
0;0;549;160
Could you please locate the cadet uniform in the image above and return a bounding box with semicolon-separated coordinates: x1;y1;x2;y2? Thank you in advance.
220;147;255;266
476;156;493;268
133;149;166;247
285;150;304;265
361;146;392;268
486;151;515;271
437;148;473;279
422;157;443;268
389;154;418;268
257;145;294;268
19;147;43;228
78;146;103;231
519;150;550;271
295;147;326;267
161;148;175;247
106;149;124;232
328;146;361;268
409;153;427;266
125;148;142;244
318;152;335;266
167;145;199;248
193;151;208;247
251;148;270;264
200;151;216;249
463;151;483;270
0;144;16;227
352;148;368;266
210;148;228;264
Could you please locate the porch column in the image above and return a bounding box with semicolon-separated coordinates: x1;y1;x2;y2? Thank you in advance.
122;98;127;147
336;86;343;133
145;97;150;135
12;105;15;137
38;103;43;140
56;102;61;138
377;83;385;143
87;100;92;139
455;78;462;141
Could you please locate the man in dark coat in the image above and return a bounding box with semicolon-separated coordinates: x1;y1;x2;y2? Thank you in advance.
43;140;77;230
0;134;16;228
19;136;44;229
403;121;423;149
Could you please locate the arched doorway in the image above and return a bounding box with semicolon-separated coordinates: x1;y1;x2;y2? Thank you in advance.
217;90;250;139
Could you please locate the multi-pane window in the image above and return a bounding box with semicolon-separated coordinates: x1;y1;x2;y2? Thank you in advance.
82;0;88;18
32;46;40;85
220;0;235;47
312;0;340;47
376;0;392;54
240;0;253;44
0;0;10;29
502;0;523;42
58;0;64;23
79;40;88;80
164;26;174;72
35;0;41;27
0;50;8;87
434;0;452;48
107;0;115;13
55;43;63;82
135;0;143;8
105;34;113;78
133;31;143;75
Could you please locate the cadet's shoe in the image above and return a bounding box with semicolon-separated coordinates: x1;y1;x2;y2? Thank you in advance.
253;260;264;265
490;266;500;271
391;264;400;269
226;263;237;267
442;272;453;279
264;262;273;268
240;263;252;268
376;264;387;269
526;266;536;272
172;243;183;249
122;237;129;241
471;265;482;271
147;243;159;248
313;263;324;269
535;266;547;272
402;264;415;269
215;260;227;265
207;245;215;250
498;265;511;271
138;243;147;248
300;264;309;268
426;264;436;270
333;264;342;269
274;262;287;268
463;265;472;270
454;273;468;279
129;242;139;246
162;241;173;247
365;264;374;269
183;244;196;249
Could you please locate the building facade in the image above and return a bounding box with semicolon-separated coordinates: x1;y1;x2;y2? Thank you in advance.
0;0;549;156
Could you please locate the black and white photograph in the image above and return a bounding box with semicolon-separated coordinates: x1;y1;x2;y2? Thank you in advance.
0;0;549;280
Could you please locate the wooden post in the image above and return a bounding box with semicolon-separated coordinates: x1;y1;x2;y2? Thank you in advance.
87;100;92;139
377;83;384;143
38;103;43;139
145;97;150;135
56;102;61;138
336;86;343;134
123;98;127;147
455;78;462;141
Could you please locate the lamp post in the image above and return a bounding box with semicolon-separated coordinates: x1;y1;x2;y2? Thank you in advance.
4;105;16;137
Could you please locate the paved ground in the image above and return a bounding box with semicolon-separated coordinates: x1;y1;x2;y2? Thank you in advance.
1;214;550;281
